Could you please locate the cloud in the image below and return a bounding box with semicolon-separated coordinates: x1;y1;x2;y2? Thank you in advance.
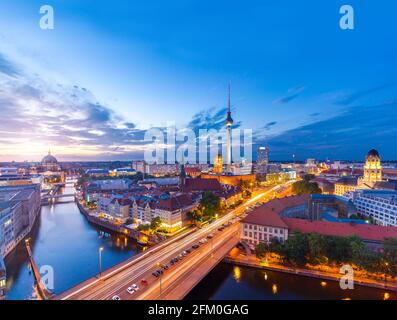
0;52;155;160
334;83;393;106
273;85;305;104
0;54;20;78
263;121;277;130
258;100;397;160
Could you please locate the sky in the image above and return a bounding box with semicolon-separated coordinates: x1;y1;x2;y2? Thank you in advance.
0;0;396;162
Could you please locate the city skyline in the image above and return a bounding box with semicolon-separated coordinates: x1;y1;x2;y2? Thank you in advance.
1;1;397;161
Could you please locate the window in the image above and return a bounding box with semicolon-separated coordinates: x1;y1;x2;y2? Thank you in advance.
0;279;5;288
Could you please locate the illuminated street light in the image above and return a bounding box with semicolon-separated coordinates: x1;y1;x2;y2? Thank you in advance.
99;247;104;278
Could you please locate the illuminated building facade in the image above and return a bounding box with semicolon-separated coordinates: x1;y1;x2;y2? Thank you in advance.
358;149;383;188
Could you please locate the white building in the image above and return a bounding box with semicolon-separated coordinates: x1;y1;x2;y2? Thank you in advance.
352;190;397;227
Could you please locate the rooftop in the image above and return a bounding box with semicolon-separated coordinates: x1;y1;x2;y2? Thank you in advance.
284;218;397;242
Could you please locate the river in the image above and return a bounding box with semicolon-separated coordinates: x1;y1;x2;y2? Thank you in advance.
4;184;395;300
185;263;395;300
4;184;141;300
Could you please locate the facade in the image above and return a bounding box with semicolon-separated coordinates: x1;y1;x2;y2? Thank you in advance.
240;195;397;248
131;160;147;173
110;168;137;177
241;210;289;246
358;149;383;188
213;154;223;174
0;256;5;299
0;184;41;257
41;150;61;172
96;196;131;223
130;193;197;230
257;146;269;165
352;190;397;227
334;176;359;196
85;168;110;177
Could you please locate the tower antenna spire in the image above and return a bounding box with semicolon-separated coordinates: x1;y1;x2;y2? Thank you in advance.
228;82;231;113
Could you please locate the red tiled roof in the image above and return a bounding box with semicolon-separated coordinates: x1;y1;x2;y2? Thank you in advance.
283;218;397;242
185;167;201;173
157;193;193;211
242;207;288;229
184;178;222;192
241;195;309;228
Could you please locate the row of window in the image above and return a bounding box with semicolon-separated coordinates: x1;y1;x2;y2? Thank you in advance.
243;223;284;234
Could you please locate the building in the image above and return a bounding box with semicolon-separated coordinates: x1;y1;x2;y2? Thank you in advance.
358;149;383;188
111;168;137;177
334;176;359;196
0;167;18;176
241;205;289;245
257;146;269;165
85;168;110;177
41;150;61;172
352;190;397;227
0;184;41;298
213;154;223;175
240;195;397;248
240;195;309;245
130;193;197;231
131;160;147;173
0;257;5;299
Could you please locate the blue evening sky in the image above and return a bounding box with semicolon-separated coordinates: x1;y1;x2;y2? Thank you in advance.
0;0;396;161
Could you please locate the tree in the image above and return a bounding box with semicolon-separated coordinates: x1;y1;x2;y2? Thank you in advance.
150;217;162;230
307;233;328;265
382;238;397;277
199;192;221;218
283;232;309;266
292;180;322;195
255;242;270;260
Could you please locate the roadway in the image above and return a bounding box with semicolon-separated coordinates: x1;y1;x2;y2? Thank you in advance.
57;182;292;300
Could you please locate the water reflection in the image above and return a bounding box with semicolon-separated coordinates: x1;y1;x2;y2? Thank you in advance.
186;263;396;300
5;186;141;300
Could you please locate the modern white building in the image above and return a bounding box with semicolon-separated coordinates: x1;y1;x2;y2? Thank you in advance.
352;190;397;227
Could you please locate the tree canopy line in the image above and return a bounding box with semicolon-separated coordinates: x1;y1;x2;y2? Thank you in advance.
292;174;322;195
255;232;397;277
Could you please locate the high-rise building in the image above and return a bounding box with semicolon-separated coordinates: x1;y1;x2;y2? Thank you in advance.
257;146;269;165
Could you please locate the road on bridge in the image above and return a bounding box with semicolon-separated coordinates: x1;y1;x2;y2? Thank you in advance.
57;182;292;300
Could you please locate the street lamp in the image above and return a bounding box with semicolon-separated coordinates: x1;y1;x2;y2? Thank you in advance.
99;247;104;278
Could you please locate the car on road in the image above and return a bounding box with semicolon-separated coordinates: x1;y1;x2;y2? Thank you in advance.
192;244;199;249
112;295;121;300
127;287;135;294
182;251;187;256
152;271;159;277
162;264;169;270
186;249;192;254
207;234;214;239
218;227;224;231
141;279;148;286
132;284;139;290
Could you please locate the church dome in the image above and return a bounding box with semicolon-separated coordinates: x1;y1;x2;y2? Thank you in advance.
42;151;58;164
366;149;380;160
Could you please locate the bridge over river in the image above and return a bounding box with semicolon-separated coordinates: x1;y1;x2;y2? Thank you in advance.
55;186;283;300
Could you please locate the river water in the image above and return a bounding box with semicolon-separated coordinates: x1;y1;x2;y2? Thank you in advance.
4;185;140;300
4;185;394;300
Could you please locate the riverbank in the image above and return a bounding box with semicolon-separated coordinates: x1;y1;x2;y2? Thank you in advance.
224;254;397;292
76;200;166;245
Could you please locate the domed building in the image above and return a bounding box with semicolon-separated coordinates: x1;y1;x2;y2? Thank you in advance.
41;150;61;172
358;149;383;188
